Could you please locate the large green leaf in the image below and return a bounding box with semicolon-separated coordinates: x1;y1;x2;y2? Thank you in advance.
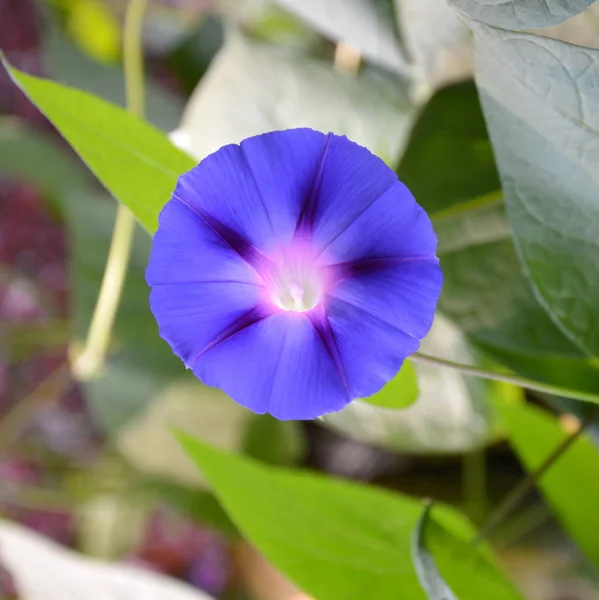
470;24;599;358
3;61;195;234
178;434;523;600
500;401;599;567
397;81;583;360
177;33;414;163
449;0;594;30
269;0;407;73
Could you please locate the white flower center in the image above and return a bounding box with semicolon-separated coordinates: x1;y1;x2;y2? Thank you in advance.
272;272;323;312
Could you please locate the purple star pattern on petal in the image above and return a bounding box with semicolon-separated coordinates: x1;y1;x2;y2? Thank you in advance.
146;129;442;420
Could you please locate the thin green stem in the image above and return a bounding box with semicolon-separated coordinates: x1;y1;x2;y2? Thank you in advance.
72;0;147;380
410;352;599;405
472;406;599;545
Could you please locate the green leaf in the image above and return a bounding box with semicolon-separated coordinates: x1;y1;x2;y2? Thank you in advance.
269;0;408;73
177;434;523;600
470;24;599;358
397;81;583;360
3;60;195;234
177;33;414;163
499;401;599;567
449;0;594;30
362;361;419;409
412;503;458;600
398;82;499;214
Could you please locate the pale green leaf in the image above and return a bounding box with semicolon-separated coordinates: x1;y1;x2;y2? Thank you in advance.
470;24;599;357
449;0;594;30
178;33;414;163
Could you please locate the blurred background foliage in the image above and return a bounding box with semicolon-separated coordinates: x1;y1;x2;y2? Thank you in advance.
2;0;599;598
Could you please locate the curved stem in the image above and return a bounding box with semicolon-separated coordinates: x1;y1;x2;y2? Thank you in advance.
411;352;599;405
72;0;147;380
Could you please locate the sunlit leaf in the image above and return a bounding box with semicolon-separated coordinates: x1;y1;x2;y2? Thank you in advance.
3;60;194;234
177;434;523;600
499;401;599;567
362;361;419;410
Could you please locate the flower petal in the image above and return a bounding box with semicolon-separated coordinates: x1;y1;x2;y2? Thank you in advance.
329;260;443;341
325;296;421;398
146;200;260;286
191;312;351;420
239;128;328;244
307;135;399;251
324;260;442;398
149;281;267;368
320;180;438;264
174;129;329;253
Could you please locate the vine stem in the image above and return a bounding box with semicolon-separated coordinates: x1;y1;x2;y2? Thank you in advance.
472;406;599;545
71;0;147;380
411;352;599;404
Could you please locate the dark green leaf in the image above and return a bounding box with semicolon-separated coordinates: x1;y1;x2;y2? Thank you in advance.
499;401;599;567
412;503;458;600
449;0;594;30
269;0;407;73
177;433;523;600
397;83;499;212
397;81;582;359
3;60;195;234
471;24;599;357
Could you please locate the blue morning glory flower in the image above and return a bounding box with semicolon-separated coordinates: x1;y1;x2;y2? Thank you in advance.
146;129;442;420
